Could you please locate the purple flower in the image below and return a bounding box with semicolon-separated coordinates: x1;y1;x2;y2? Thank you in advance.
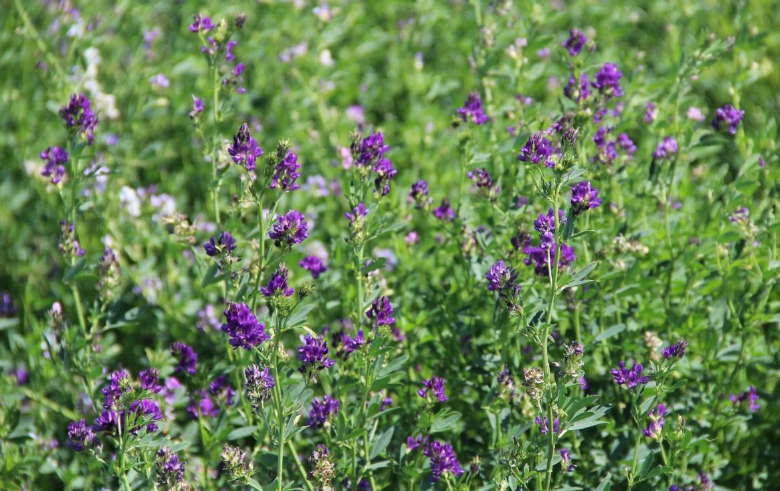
524;242;576;277
730;386;760;412
300;255;328;279
653;136;678;159
59;221;85;258
366;296;395;326
564;73;590;102
617;133;637;156
662;340;688;360
381;396;393;411
560;448;576;472
417;376;448;403
40;146;68;184
270;151;302;192
423;441;464;482
687;107;705;121
60;93;98;144
139;368;162;393
308;395;340;427
345;203;368;223
611;360;649;389
127;399;163;434
468;167;499;198
562;28;587;56
0;293;15;317
518;132;554;167
644;102;657;123
208;374;236;406
534;417;561;435
407;435;428;451
261;264;294;297
189;13;214;33
591;63;624;99
571;181;603;215
269;210;309;249
373;158;398;197
433;198;454;221
298;335;335;373
94;409;119;432
149;74;170;89
534;208;567;240
68;419;98;451
222;303;270;350
713;104;745;134
642;404;668;438
171;342;198;375
203;231;237;257
245;364;275;404
228;123;264;172
156;448;187;487
186;390;219;419
225;40;237;61
339;329;365;359
355;132;389;168
191;95;204;115
457;92;489;125
410;180;431;208
101;370;130;408
485;260;519;294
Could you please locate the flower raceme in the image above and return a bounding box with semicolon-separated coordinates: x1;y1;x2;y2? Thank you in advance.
221;303;270;350
611;360;650;389
417;376;448;403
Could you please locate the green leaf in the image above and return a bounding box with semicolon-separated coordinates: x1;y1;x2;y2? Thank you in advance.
595;324;626;342
637;451;654;479
594;473;611;491
64;258;88;281
247;478;264;490
227;426;258;440
201;263;221;287
370;427;394;459
431;412;461;433
361;257;386;274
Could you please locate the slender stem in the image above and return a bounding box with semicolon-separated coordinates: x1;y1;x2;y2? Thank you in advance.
12;0;68;83
198;415;210;489
71;284;88;334
251;197;267;311
628;430;642;490
287;440;315;491
543;185;561;491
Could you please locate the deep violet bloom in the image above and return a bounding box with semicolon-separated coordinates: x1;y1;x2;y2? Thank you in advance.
562;28;587;56
156;447;187;487
407;434;428;451
518;132;554;167
228;123;264;171
570;181;603;215
171;342;198;374
354;132;389;168
191;95;204;114
591;63;624;99
261;264;294;297
617;133;636;156
564;73;590;102
345;203;368;223
68;419;98;451
485;260;519;294
611;360;649;389
189;13;214;33
60;93;98;144
221;303;270;350
534;208;567;238
203;231;237;256
457;92;489;125
409;179;431;208
300;255;328;279
644;102;657;123
433;198;454;221
373;158;398;197
424;441;464;482
101;369;130;408
270;151;302;191
713;104;745;135
417;376;448;403
225;40;237;61
642;404;668;438
40;146;68;184
653;136;678;159
468;167;498;194
269;210;309;249
208;374;236;406
308;395;340;427
381;396;393;411
186;390;219;419
339;329;365;359
298;335;335;372
730;386;760;412
366;296;395;326
0;293;15;317
662;340;688;360
139;368;163;393
524;243;576;277
245;364;275;403
534;417;561;435
127;399;163;434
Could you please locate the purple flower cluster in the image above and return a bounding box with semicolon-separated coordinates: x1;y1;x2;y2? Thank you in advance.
171;342;198;374
593;127;635;164
457;92;489;125
68;419;98;451
662;340;688;360
562;28;587;56
534;417;561;435
423;441;464;482
228;123;264;172
245;364;275;404
139;368;162;393
60;93;98;144
40;146;68;184
433;198;454;221
156;447;187;488
270;150;302;192
338;329;365;359
366;296;395;326
209;374;236;406
0;293;15;317
713;104;744;134
485;260;519;295
221;303;270;350
518;132;554;167
564;73;590;103
353;132;397;196
653;136;678;159
269;210;309;249
409;180;432;208
298;335;336;373
642;404;668;438
261;264;294;297
203;231;237;257
644;102;657;123
591;63;624;99
570;181;603;216
300;255;328;279
611;360;649;389
308;394;340;427
730;386;760;412
345;203;368;224
418;376;448;403
189;13;214;33
468;167;500;199
186;390;219;419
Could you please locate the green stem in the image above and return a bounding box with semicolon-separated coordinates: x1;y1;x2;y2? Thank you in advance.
628;430;642;490
287;440;315;491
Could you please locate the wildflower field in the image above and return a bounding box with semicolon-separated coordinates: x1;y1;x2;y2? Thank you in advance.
2;0;779;490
